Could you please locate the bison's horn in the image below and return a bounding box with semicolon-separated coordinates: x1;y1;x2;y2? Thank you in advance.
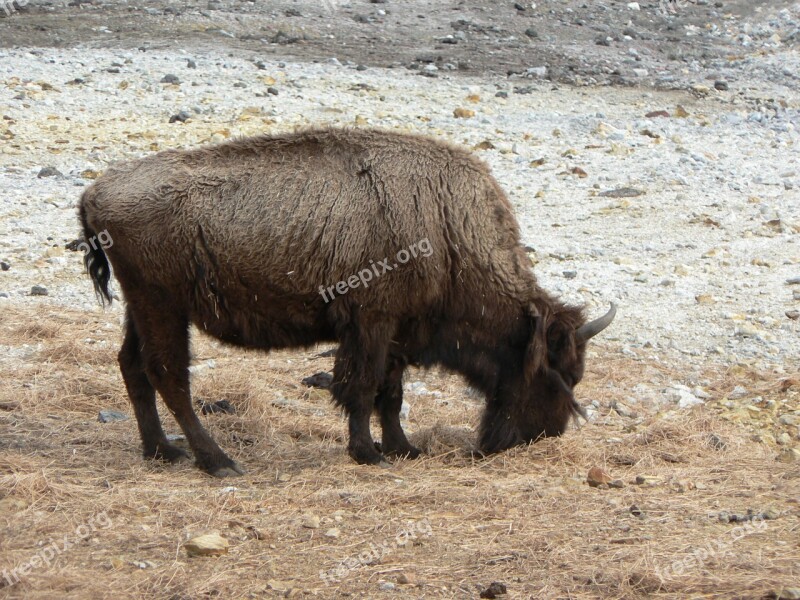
575;303;617;343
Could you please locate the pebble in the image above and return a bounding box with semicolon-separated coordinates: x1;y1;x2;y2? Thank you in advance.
98;409;129;423
379;582;396;591
0;261;9;271
183;533;229;557
301;513;321;529
769;588;800;600
30;285;49;296
587;466;612;487
169;111;191;123
635;475;663;486
37;166;63;178
480;582;508;599
160;74;181;84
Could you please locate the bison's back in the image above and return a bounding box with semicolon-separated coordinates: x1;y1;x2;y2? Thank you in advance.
82;129;533;322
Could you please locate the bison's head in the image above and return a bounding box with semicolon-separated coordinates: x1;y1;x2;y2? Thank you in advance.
478;303;616;454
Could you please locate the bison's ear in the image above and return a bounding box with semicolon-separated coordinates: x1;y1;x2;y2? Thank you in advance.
546;318;577;367
524;306;547;383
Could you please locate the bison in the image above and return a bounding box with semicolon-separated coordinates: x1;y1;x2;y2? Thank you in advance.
79;128;615;477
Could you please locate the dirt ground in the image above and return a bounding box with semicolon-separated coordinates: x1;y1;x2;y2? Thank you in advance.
1;305;798;599
1;1;799;599
1;0;797;87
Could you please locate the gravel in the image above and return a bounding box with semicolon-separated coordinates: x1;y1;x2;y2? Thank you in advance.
0;44;797;383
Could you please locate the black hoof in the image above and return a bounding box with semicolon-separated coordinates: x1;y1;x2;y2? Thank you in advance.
196;452;244;477
208;463;245;478
349;443;386;465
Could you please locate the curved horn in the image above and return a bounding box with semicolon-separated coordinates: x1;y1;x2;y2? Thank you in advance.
575;303;617;343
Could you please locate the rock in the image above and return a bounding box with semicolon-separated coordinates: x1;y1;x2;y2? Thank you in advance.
160;74;181;84
598;187;644;198
526;66;547;78
525;28;538;38
37;166;63;178
184;533;229;557
627;2;640;9
645;110;670;118
397;572;417;585
769;589;800;600
169;111;191;123
714;80;729;91
480;582;508;598
0;261;9;271
302;372;332;389
776;448;800;463
563;270;577;279
30;285;49;296
98;409;129;423
187;59;197;69
674;105;690;118
587;466;612;487
780;414;798;426
379;582;396;591
324;527;340;538
453;108;475;119
199;399;236;415
570;166;588;178
787;277;800;285
301;513;321;529
708;433;727;450
787;310;800;320
635;475;663;486
629;504;643;517
267;86;279;96
612;401;637;419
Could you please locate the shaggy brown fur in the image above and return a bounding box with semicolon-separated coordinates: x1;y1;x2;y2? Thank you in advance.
79;128;612;476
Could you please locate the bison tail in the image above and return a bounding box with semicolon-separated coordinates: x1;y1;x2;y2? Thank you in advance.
79;194;113;306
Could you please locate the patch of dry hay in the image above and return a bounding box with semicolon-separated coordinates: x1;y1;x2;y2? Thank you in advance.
0;306;797;599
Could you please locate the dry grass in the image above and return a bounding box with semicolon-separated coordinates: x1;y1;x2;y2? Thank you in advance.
0;305;798;599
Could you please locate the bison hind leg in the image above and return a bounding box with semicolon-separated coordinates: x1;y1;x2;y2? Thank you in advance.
126;299;243;478
119;310;189;464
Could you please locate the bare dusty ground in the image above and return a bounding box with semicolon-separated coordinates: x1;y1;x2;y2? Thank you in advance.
1;1;799;599
0;305;798;599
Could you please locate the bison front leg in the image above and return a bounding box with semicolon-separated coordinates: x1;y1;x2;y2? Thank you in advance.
331;316;395;466
374;358;421;459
